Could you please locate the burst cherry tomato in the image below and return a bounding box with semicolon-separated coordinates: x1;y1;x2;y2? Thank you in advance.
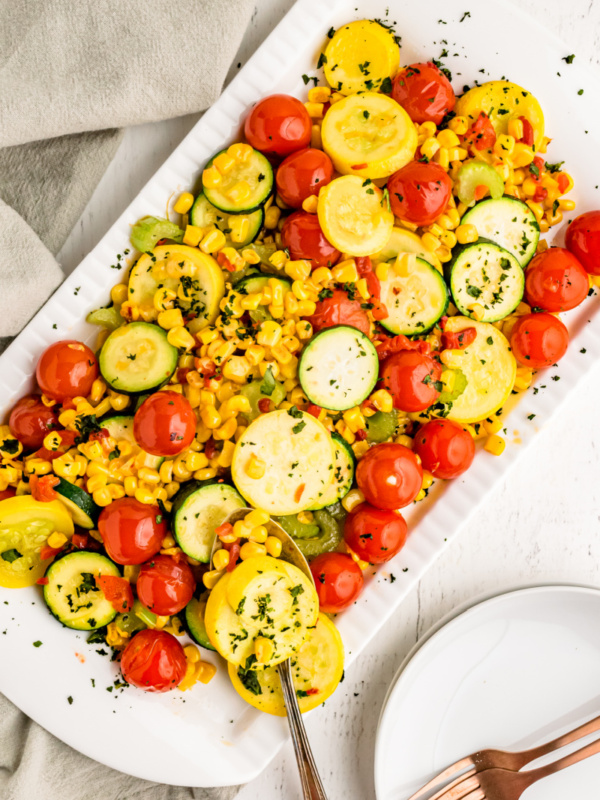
95;575;134;613
98;497;166;565
464;112;496;151
510;312;569;369
280;211;341;267
308;288;370;336
133;391;196;457
8;395;59;451
344;503;408;564
391;62;456;125
413;419;475;480
244;94;312;157
121;629;187;692
565;210;600;275
309;553;364;613
356;443;422;509
136;554;196;616
525;248;589;312
381;350;442;413
388;162;453;227
36;340;98;401
276;148;334;208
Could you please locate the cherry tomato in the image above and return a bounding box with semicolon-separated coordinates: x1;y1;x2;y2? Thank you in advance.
391;62;456;125
98;497;166;565
0;488;16;501
133;391;196;457
510;312;569;369
280;211;341;267
36;340;98;401
244;94;312;157
565;210;600;275
136;554;196;616
309;553;364;613
308;288;370;336
121;629;187;692
464;112;497;151
8;395;59;451
276;148;334;208
413;419;475;480
388;162;453;227
95;575;134;613
344;503;408;564
525;248;589;312
33;429;78;462
356;443;422;509
381;350;442;413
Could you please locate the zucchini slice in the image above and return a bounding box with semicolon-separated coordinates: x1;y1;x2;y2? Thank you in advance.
298;325;379;411
43;551;121;630
203;148;274;214
171;481;246;563
127;244;225;333
380;256;449;335
317;174;394;256
54;478;99;530
101;416;163;470
229;612;344;716
235;274;292;323
441;317;516;424
184;596;216;651
231;409;335;515
306;434;354;510
190;193;263;249
99;322;178;394
446;241;524;323
460;197;540;267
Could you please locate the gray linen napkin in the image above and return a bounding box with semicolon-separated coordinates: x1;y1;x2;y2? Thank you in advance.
0;1;254;797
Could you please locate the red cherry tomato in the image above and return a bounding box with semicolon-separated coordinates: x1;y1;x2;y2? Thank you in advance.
344;503;408;564
95;575;134;613
36;340;98;401
381;350;442;413
136;554;196;616
244;94;312;157
0;488;16;501
464;112;497;151
33;429;78;462
565;210;600;276
525;248;589;312
413;419;475;480
8;395;59;451
98;497;166;565
308;288;370;336
133;391;196;457
510;312;569;369
356;443;423;509
388;162;453;227
309;553;364;613
121;629;187;692
391;62;456;125
276;148;334;208
280;211;341;267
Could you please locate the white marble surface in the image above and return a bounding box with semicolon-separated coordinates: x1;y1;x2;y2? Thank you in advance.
56;2;600;797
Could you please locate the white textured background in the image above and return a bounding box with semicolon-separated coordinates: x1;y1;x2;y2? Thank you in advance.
57;1;600;797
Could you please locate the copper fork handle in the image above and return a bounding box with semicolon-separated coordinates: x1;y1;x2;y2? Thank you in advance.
520;735;600;788
511;712;600;769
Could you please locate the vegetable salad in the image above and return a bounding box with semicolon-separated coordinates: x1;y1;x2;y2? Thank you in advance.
1;18;598;710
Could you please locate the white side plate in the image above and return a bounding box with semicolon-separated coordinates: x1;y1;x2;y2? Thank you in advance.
375;585;600;800
1;0;600;787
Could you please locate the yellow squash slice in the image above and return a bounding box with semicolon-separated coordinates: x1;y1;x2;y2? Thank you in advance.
204;556;318;667
455;81;545;151
317;175;394;257
231;409;335;515
127;244;225;333
372;227;442;271
323;20;400;95
321;92;417;180
229;612;344;715
441;317;516;424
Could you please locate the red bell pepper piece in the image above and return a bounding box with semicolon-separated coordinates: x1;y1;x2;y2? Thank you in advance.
227;542;241;572
519;116;535;147
95;575;134;613
465;112;496;150
30;475;60;503
306;404;322;419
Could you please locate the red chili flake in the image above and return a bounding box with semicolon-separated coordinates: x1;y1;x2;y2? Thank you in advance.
36;577;49;585
258;398;271;413
294;483;306;503
355;429;367;441
204;438;217;460
306;688;319;696
351;163;368;170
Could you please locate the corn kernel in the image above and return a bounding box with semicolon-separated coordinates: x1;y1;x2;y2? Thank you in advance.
256;320;282;348
264;206;281;229
202;165;221;188
421;136;441;160
507;118;524;140
245;453;265;479
158;308;184;330
511;143;535;168
456;224;478;245
449;115;469;135
217;441;235;469
285;259;312;281
370;389;393;414
135;485;155;505
331;259;358;283
342;488;365;512
437;129;460;149
304;101;324;119
108;484;126;500
228;142;253;162
254;636;275;664
240;541;268;560
200;229;227;254
484;434;505;456
203;569;224;590
395;434;413;448
558;198;576;212
213;548;230;571
166;326;196;350
247;525;268;545
92;487;112;507
261;536;281;558
422;232;441;252
196;661;217;684
222;355;252;384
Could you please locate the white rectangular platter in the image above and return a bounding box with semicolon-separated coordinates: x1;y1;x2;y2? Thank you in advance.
1;0;600;788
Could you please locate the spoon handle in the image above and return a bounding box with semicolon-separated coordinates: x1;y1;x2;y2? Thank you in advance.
278;659;329;800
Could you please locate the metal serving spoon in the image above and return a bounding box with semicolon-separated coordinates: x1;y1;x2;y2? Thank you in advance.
211;508;328;800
